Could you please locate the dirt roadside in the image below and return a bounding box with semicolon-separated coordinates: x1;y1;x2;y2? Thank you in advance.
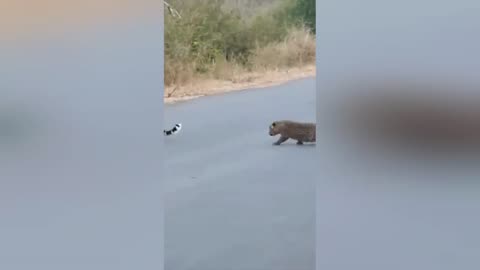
164;64;316;104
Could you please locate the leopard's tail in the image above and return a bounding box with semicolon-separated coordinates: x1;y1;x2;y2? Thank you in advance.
164;123;182;136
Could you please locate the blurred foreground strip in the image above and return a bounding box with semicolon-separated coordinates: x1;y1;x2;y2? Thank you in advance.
337;78;480;155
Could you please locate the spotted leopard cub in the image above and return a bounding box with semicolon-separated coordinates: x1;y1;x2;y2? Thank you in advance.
269;120;316;145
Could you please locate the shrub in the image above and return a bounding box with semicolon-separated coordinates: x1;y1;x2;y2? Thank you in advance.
164;0;315;86
250;25;315;70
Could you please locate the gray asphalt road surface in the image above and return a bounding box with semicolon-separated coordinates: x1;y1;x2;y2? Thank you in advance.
164;78;316;270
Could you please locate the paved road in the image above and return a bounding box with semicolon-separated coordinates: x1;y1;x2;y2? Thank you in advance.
164;78;316;270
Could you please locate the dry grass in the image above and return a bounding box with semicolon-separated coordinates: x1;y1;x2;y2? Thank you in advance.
211;57;246;82
164;58;194;88
164;64;315;104
250;26;316;71
164;26;315;101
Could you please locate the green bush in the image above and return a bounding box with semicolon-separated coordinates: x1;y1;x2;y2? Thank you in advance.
286;0;315;33
164;0;315;86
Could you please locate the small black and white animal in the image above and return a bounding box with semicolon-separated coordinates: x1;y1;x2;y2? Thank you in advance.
164;123;182;136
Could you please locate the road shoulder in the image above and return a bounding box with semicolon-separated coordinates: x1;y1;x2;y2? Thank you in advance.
164;64;316;104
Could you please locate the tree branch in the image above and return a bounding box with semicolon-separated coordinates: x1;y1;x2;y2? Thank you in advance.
164;1;181;19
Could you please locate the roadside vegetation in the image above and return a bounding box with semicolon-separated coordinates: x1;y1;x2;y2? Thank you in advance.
164;0;315;93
